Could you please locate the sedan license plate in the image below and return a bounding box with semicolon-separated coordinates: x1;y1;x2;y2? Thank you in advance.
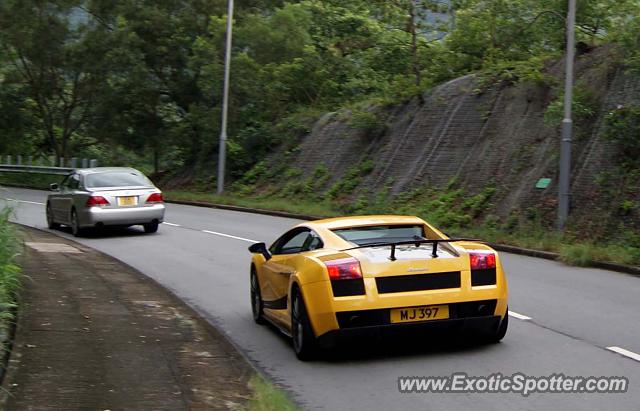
390;304;449;324
117;196;137;206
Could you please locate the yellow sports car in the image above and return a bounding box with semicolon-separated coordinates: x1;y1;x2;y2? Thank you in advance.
248;215;508;360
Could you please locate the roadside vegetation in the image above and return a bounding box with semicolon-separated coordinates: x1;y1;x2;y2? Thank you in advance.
246;375;299;411
164;188;640;268
0;172;61;191
0;209;21;353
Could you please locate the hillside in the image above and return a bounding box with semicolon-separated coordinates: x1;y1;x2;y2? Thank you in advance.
241;46;638;242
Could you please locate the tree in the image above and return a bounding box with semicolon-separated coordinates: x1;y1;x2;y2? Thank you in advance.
0;0;111;159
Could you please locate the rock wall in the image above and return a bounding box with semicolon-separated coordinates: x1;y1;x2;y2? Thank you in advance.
283;47;640;233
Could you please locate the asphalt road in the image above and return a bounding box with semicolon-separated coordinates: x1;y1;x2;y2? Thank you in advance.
2;186;639;410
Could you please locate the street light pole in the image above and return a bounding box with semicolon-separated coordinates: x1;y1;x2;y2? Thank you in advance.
217;0;234;194
558;0;576;230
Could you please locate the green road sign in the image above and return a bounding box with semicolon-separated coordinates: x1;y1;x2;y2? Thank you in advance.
536;178;551;189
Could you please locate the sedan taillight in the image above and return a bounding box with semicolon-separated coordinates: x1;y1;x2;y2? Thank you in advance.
146;193;163;203
86;196;109;207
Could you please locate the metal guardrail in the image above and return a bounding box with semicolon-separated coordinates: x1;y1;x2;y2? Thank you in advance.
0;164;74;175
0;155;98;175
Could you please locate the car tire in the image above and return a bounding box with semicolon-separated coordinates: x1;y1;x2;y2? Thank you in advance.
70;209;83;237
46;203;60;230
488;310;509;343
143;222;159;233
291;287;318;361
250;268;266;324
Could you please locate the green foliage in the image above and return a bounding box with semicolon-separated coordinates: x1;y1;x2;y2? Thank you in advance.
559;243;594;266
477;55;557;88
0;171;62;190
559;242;640;267
348;110;388;139
544;87;598;126
0;208;22;351
327;159;374;200
602;105;640;168
389;185;497;230
246;374;299;411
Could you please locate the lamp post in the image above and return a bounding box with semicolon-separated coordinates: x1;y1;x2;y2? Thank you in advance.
217;0;234;194
558;0;576;230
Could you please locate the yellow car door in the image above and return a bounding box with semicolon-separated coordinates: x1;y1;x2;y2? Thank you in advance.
261;228;312;310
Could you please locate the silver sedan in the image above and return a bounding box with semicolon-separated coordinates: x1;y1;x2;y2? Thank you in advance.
46;167;165;236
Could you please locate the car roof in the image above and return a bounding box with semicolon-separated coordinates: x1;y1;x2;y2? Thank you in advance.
74;167;143;175
306;215;426;230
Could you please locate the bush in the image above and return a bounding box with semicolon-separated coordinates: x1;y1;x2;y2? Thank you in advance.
559;243;593;266
603;105;640;168
349;110;387;139
544;87;598;127
0;208;21;349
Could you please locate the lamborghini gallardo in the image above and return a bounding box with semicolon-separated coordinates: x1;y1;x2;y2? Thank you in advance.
248;215;508;360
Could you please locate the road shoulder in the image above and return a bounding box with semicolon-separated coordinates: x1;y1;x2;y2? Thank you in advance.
1;225;254;410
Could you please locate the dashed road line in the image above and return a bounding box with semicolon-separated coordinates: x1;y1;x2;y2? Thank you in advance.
201;229;258;243
4;198;45;205
508;311;532;321
162;222;181;227
606;346;640;362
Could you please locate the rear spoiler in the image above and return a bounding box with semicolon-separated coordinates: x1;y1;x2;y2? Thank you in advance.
341;238;483;261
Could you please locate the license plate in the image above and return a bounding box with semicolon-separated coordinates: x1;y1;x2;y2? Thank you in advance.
390;304;449;324
117;196;137;206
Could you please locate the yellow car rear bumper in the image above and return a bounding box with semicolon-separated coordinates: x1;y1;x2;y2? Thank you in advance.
301;275;508;338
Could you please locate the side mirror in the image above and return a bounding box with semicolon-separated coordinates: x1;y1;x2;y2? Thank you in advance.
249;242;271;261
49;183;59;191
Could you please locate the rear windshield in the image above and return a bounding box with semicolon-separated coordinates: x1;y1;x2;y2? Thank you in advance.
332;224;425;246
85;171;152;188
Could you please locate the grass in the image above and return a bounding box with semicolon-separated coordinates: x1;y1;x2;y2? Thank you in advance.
458;227;640;266
0;208;22;353
166;190;339;218
163;189;640;268
245;375;299;411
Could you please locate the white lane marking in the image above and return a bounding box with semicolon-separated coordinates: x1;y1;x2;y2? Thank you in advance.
162;222;181;227
4;198;45;205
201;229;258;243
606;346;640;362
508;311;532;321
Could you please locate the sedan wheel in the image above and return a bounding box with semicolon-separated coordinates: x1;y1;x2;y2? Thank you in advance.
46;204;60;230
291;289;318;361
250;270;265;324
143;222;159;233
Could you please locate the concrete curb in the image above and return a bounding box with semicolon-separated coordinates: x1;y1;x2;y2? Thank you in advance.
166;198;640;278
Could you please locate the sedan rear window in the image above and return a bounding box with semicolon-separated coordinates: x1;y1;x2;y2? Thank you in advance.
85;172;152;188
332;225;425;246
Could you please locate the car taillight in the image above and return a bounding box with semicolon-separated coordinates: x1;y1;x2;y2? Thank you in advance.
146;193;163;203
469;251;496;270
86;196;109;207
325;257;362;280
